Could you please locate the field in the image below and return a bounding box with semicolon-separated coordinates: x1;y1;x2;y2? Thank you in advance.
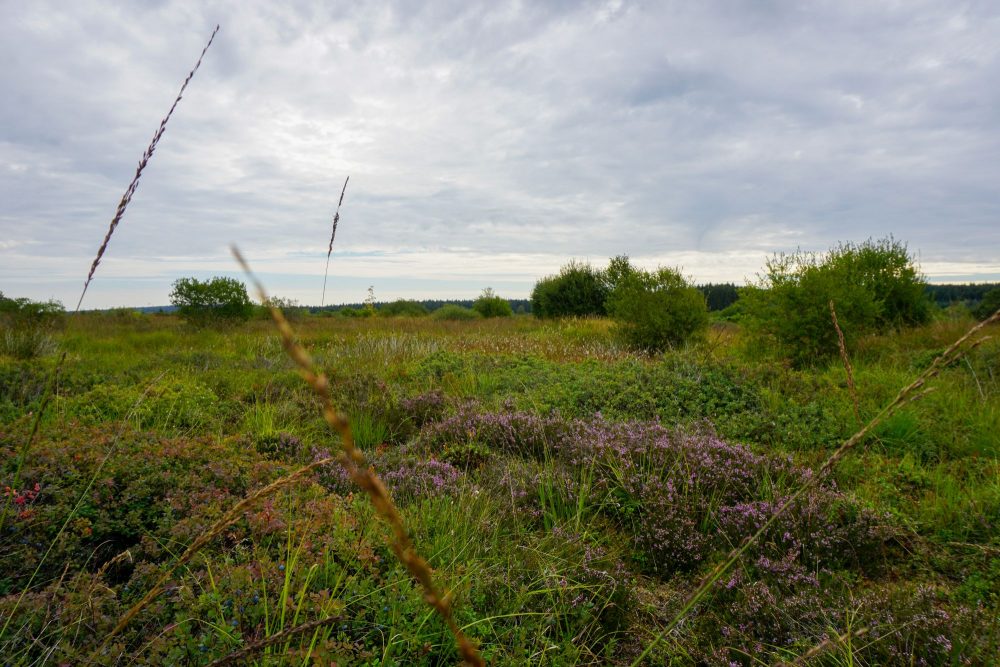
1;310;998;665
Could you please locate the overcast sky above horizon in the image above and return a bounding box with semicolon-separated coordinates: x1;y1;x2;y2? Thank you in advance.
2;0;999;309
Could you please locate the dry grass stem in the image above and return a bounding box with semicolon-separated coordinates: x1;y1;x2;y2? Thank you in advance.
629;306;1000;666
89;457;332;663
76;24;219;312
321;175;350;307
778;626;870;666
233;246;485;667
830;299;861;423
204;614;345;667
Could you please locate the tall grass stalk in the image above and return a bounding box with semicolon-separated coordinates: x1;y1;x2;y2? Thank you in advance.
321;176;350;307
233;246;485;666
629;307;1000;666
831;299;861;424
0;24;220;536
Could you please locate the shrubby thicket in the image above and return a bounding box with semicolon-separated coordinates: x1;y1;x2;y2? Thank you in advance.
531;261;608;318
472;288;513;318
740;237;931;365
530;257;708;351
169;277;254;325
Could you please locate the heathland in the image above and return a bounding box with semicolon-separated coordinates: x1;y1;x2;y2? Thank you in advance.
1;304;998;664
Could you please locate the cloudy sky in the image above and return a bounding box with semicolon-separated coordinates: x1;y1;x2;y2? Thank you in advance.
2;0;999;309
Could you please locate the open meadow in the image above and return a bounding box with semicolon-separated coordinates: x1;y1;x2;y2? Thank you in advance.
1;309;998;664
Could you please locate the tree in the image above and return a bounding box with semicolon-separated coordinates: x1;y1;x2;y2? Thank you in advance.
472;288;513;318
531;260;609;319
380;299;429;317
974;288;1000;321
605;260;708;352
170;277;253;325
740;237;931;366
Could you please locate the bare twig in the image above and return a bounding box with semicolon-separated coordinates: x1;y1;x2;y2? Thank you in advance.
204;614;344;667
830;300;861;424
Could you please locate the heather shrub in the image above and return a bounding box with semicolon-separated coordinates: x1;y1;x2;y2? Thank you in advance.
530;260;608;318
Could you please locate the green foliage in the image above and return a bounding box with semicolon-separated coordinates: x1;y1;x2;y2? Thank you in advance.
974;288;1000;321
379;299;429;317
604;259;708;351
431;304;481;321
472;288;513;318
741;237;930;365
530;260;608;318
169;277;253;325
0;293;65;359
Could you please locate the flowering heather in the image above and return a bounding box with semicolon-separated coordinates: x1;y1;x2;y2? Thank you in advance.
381;458;464;503
418;406;889;576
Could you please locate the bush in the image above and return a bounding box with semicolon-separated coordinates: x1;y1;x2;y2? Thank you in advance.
169;277;253;325
531;261;609;318
379;299;429;317
974;288;1000;321
741;237;930;365
0;293;65;359
431;304;481;321
472;288;513;318
605;260;708;352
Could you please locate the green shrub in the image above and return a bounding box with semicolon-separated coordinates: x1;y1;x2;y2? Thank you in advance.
974;288;1000;321
472;288;513;318
605;260;708;352
0;293;65;359
531;261;608;318
431;304;481;321
379;299;429;317
741;237;930;365
169;277;253;325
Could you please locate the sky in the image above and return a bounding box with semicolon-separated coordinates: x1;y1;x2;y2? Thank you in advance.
2;0;999;309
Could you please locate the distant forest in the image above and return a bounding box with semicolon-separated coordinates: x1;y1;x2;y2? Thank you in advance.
134;282;999;316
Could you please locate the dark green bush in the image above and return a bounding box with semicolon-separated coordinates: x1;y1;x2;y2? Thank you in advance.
605;260;708;352
431;304;481;321
0;293;65;359
974;288;1000;321
169;277;253;325
472;288;513;318
531;261;608;319
379;299;429;317
741;237;930;366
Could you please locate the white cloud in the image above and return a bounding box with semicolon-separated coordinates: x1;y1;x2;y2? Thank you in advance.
1;0;999;307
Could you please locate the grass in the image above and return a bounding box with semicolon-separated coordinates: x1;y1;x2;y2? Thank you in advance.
2;308;998;664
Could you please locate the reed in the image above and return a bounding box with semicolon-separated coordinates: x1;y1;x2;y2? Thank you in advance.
321;176;350;307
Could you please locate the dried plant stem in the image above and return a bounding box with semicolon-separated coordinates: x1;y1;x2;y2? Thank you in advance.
3;21;219;565
88;458;332;663
779;626;870;666
830;300;861;424
234;246;485;667
629;307;1000;667
204;613;344;667
321;176;350;307
76;24;219;312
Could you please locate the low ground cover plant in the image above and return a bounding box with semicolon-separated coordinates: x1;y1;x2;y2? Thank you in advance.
2;307;998;664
